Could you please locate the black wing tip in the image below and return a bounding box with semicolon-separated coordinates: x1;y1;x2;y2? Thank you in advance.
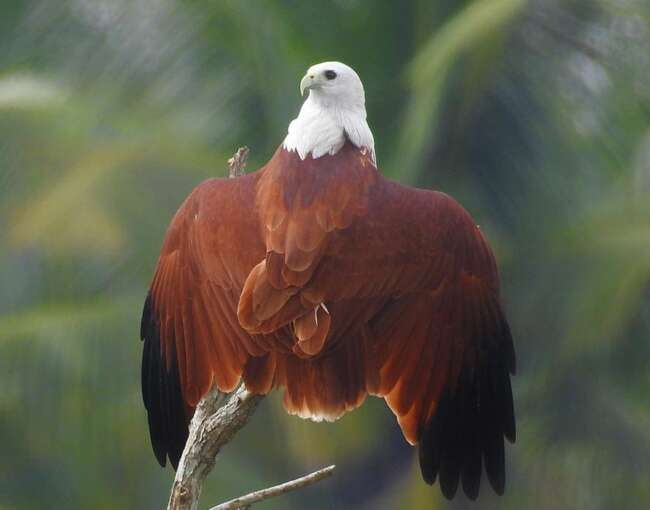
441;479;460;500
418;443;438;486
418;326;515;500
421;472;436;486
462;474;480;501
502;320;517;376
168;438;184;470
140;292;152;341
150;420;168;467
141;294;190;471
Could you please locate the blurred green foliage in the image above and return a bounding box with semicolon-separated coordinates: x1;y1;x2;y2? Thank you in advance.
1;0;649;509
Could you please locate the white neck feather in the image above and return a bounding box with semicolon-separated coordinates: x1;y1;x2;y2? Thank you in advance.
283;95;376;165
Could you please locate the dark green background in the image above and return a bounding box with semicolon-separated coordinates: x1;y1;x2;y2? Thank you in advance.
1;0;649;508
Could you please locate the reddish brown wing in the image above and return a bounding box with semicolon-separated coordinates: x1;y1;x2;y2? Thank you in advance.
140;173;266;468
296;180;516;500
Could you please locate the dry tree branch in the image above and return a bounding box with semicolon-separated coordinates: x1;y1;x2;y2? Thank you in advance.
209;465;336;510
166;147;335;510
167;386;264;510
227;147;249;178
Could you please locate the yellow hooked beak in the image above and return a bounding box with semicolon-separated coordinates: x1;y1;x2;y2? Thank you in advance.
300;73;317;96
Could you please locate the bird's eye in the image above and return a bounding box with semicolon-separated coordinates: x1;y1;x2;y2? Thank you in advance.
324;70;337;80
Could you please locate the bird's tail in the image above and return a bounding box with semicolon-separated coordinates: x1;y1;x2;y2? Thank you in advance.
242;331;373;422
237;260;331;357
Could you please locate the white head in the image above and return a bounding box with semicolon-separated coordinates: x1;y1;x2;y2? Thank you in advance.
299;62;366;109
283;61;376;165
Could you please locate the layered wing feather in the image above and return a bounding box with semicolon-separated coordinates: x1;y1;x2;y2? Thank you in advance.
319;182;517;500
140;174;266;468
237;144;377;352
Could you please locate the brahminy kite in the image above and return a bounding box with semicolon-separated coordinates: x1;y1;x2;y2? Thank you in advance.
140;61;516;500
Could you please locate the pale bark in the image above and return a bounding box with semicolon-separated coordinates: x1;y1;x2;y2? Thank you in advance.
167;386;263;510
209;465;336;510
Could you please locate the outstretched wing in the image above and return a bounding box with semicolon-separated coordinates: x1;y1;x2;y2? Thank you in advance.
294;179;516;499
140;174;265;468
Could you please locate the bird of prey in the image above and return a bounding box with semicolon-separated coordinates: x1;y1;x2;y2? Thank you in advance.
141;61;516;500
